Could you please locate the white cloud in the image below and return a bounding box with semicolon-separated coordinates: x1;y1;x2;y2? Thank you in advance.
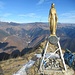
37;0;45;5
37;0;51;5
0;1;5;9
59;11;75;23
0;13;12;22
2;13;12;17
0;13;12;18
60;11;75;18
19;13;41;18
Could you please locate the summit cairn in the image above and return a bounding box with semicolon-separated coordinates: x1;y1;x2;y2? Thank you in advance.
38;3;67;75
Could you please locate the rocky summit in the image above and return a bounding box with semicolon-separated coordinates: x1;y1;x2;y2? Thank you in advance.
0;40;75;75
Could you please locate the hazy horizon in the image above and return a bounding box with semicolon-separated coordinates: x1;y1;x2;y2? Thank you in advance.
0;21;75;24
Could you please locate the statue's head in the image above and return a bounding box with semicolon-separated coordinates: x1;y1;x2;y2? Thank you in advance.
51;3;55;8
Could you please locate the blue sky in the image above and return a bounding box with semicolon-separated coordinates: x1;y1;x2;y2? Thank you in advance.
0;0;75;23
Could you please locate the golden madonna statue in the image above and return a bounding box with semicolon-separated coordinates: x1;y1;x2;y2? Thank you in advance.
48;3;58;36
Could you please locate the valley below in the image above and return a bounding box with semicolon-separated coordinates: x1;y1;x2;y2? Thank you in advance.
0;22;75;61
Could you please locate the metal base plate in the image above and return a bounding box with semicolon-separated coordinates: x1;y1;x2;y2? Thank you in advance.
48;36;58;45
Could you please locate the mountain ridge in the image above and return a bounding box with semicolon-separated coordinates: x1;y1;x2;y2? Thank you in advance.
0;21;75;60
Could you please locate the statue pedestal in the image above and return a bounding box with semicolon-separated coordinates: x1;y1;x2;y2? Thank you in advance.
39;36;67;74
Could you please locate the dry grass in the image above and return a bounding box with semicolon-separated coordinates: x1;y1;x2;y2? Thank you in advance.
0;57;28;75
0;47;42;75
